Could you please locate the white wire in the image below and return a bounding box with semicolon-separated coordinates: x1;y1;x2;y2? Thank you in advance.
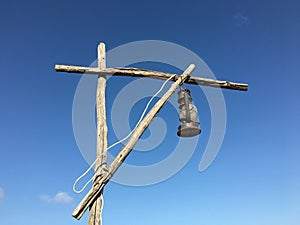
73;75;176;194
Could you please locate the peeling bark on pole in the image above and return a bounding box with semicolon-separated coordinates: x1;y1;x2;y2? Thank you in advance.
72;64;195;220
88;43;108;225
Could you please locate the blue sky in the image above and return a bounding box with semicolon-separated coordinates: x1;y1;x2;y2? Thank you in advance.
0;0;300;224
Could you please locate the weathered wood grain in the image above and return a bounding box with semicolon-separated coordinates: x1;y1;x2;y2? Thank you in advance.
55;65;248;91
88;43;107;225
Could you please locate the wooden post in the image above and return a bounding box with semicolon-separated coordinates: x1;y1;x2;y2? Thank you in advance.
72;64;195;220
88;43;108;225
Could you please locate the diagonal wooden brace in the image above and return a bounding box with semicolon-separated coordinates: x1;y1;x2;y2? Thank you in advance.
72;64;195;220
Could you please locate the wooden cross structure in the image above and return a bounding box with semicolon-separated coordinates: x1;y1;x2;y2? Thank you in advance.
55;42;248;225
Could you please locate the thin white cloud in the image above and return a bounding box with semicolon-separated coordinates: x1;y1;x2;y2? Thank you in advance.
40;192;73;204
233;12;249;26
0;187;4;200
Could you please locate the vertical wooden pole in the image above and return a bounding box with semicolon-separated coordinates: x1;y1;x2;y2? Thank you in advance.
88;43;108;225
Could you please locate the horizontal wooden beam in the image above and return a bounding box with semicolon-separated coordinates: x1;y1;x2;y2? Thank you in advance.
72;64;195;220
55;64;248;91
